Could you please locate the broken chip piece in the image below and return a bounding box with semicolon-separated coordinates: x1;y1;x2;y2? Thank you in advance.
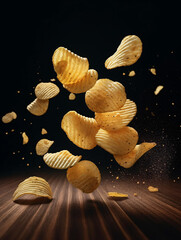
22;132;29;145
2;111;17;123
108;192;128;198
148;186;158;192
149;68;156;75
35;82;60;100
154;85;164;95
35;139;54;156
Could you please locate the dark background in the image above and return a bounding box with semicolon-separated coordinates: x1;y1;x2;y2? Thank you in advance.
0;0;180;179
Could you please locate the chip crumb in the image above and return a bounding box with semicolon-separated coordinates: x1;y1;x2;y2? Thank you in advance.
128;70;135;77
122;72;126;76
134;193;137;196
108;192;128;198
137;181;140;184
154;85;164;95
116;176;119;180
22;132;29;145
148;186;158;192
2;111;17;123
69;93;76;100
50;78;56;82
149;68;156;75
41;128;48;135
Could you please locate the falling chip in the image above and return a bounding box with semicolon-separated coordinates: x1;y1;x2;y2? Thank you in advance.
149;68;156;75
2;111;17;123
50;78;56;82
41;128;48;135
154;85;164;95
69;93;76;100
22;132;29;145
128;70;136;77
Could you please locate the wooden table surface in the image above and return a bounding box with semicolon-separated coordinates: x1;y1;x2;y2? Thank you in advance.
0;170;181;240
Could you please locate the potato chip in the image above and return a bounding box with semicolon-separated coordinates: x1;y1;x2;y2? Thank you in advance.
85;78;126;113
114;142;156;168
148;186;158;192
67;160;101;193
63;69;98;93
154;85;164;95
35;139;54;156
107;192;128;198
27;98;49;116
61;111;99;150
22;132;29;145
35;82;60;100
95;126;138;155
105;35;142;69
13;176;53;201
2;111;17;123
43;150;82;169
52;47;89;84
69;93;76;100
95;99;137;131
41;128;47;135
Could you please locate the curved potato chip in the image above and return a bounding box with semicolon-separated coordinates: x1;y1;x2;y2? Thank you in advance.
85;79;126;113
63;69;98;93
67;160;101;193
52;47;89;84
35;139;54;156
105;35;142;69
22;132;29;145
13;176;53;201
27;98;49;116
61;111;99;150
35;82;60;99
114;142;156;168
95;99;137;131
43;150;82;169
95;127;138;155
2;111;17;123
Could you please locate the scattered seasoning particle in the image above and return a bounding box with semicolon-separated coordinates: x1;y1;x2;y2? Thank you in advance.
122;72;126;75
38;165;41;168
50;78;56;82
137;181;139;184
27;163;29;166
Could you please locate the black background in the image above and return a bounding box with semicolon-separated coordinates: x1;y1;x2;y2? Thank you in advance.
0;0;181;179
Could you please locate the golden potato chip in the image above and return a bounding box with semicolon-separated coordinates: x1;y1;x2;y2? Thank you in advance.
35;82;60;100
35;139;54;156
95;126;138;155
95;99;137;131
105;35;142;69
107;192;128;198
43;150;82;169
22;132;29;145
61;111;99;150
148;186;158;192
67;160;101;193
13;176;53;201
63;69;98;93
41;128;47;135
27;98;49;116
85;78;126;113
114;142;156;168
69;92;76;100
52;47;89;84
154;85;164;95
2;111;17;123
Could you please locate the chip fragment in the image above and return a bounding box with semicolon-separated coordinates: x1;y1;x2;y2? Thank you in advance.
41;128;48;135
85;78;127;113
2;111;17;123
13;176;53;201
107;192;128;198
105;35;142;69
63;69;98;93
96;127;138;155
27;98;49;116
148;186;158;192
67;160;101;193
154;85;164;95
22;132;29;145
69;93;76;100
52;47;89;84
128;70;136;77
35;139;54;156
114;142;156;168
43;150;82;169
95;99;137;131
35;82;60;100
61;111;99;150
149;68;156;75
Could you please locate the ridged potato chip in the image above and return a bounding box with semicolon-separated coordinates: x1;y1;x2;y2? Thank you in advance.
22;132;29;145
95;99;137;131
63;69;98;93
61;111;99;150
105;35;142;69
114;142;156;168
43;150;82;169
13;176;53;201
27;98;49;116
95;127;138;155
35;82;60;99
108;192;128;198
67;160;101;193
2;111;17;123
52;47;89;84
35;139;54;156
85;79;126;113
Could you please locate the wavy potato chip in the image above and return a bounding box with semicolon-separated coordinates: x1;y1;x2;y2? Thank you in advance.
95;99;137;131
2;111;17;123
85;78;126;113
63;69;98;93
61;111;99;150
52;47;89;84
35;82;60;100
105;35;142;69
96;127;138;155
22;132;29;145
43;150;82;169
13;176;53;201
114;142;156;168
35;139;54;156
67;160;101;193
27;98;49;116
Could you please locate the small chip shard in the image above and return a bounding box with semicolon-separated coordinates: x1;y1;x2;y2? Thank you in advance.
149;68;156;75
128;70;135;77
69;93;76;100
2;111;17;123
41;128;48;135
154;85;164;95
108;192;128;198
148;186;158;192
22;132;29;145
